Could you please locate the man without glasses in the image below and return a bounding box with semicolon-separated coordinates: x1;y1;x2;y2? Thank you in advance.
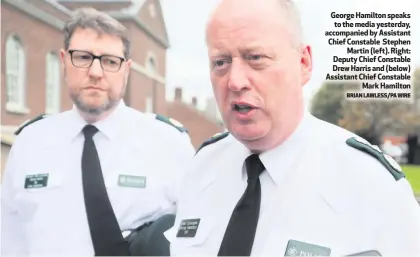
166;0;420;256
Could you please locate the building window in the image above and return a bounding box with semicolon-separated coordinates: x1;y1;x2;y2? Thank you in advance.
149;3;156;18
146;56;156;73
145;96;153;113
45;52;61;114
6;35;27;113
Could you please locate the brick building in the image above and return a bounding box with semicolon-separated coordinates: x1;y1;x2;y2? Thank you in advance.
1;0;224;177
167;88;225;148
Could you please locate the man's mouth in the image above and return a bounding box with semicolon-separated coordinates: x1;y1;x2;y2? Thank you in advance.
86;86;105;91
232;103;256;113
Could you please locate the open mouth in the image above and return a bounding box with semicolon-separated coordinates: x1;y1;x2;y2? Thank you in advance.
232;103;255;113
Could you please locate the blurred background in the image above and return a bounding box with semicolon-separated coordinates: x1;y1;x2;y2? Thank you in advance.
1;0;419;199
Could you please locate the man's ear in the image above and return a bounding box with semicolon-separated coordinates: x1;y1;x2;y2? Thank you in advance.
126;58;132;68
60;49;66;61
300;44;313;86
125;59;132;76
60;49;67;74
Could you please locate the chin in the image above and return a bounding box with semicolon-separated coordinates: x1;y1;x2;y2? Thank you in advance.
230;123;267;141
228;119;273;151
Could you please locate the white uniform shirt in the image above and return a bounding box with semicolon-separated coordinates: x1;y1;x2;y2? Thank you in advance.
1;101;196;257
167;111;420;257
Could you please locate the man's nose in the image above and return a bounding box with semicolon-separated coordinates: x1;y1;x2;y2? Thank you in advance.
227;61;250;92
88;59;104;78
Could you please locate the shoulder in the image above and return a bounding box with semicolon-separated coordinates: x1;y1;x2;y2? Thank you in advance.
344;136;405;181
10;112;71;155
310;116;405;181
195;131;231;154
142;113;188;134
137;112;194;152
14;111;71;137
124;109;190;140
14;113;49;136
308;119;418;215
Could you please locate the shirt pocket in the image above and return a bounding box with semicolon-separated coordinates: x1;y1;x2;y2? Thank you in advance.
166;217;215;249
14;171;63;223
104;172;168;219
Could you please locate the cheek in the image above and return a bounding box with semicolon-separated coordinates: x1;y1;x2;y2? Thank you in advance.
270;70;302;113
65;69;84;89
210;75;227;103
108;75;125;93
252;69;296;109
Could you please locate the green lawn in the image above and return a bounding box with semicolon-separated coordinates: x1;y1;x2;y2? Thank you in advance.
402;165;420;196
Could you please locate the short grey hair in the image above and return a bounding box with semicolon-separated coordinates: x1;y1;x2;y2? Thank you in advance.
63;7;131;59
206;0;304;49
277;0;304;48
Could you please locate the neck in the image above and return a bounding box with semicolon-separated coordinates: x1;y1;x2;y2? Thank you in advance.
78;105;117;124
244;106;305;153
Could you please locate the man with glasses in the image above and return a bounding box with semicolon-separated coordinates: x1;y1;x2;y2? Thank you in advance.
1;7;195;257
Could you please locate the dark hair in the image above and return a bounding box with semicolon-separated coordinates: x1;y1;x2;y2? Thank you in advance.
63;7;131;58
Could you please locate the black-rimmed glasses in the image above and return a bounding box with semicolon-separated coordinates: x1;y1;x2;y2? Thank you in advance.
68;50;125;72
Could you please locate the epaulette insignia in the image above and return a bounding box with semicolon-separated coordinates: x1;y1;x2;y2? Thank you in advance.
196;132;229;154
15;114;48;136
346;136;405;181
155;114;188;133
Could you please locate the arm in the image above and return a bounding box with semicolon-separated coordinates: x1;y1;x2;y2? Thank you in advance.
378;178;420;256
1;141;29;256
165;132;196;208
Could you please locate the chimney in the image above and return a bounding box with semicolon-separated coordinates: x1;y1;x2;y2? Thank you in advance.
191;97;197;107
174;87;183;101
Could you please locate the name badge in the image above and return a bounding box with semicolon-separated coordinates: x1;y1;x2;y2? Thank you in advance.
118;175;146;188
285;239;331;257
176;218;201;238
25;173;49;189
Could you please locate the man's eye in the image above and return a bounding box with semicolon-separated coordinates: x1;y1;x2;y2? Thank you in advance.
213;59;228;68
246;55;264;61
215;60;225;66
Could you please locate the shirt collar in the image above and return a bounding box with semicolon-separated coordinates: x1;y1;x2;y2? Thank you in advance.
260;110;314;185
236;110;314;185
67;100;128;140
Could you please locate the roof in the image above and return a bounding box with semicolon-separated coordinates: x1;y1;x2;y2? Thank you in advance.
55;0;147;15
54;0;169;47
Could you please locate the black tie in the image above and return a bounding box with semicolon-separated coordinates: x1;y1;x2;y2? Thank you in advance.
81;125;130;256
218;154;265;256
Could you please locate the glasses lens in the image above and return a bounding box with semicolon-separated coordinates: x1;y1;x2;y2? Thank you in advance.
102;56;122;72
71;51;93;68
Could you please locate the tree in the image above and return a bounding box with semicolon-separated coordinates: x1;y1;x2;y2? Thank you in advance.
310;82;358;125
310;67;420;143
338;100;410;145
408;67;420;134
338;68;420;139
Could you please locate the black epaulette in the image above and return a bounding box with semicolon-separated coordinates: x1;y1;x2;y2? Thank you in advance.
196;132;229;154
346;136;405;181
155;114;188;133
15;114;48;136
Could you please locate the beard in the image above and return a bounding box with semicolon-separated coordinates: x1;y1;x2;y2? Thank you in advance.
63;65;128;117
70;91;119;116
68;79;127;117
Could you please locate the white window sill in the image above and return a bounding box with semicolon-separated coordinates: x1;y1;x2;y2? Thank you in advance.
45;109;60;115
6;103;30;114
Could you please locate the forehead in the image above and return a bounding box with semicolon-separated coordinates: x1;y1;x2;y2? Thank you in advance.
207;16;290;53
206;1;292;53
69;27;124;56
